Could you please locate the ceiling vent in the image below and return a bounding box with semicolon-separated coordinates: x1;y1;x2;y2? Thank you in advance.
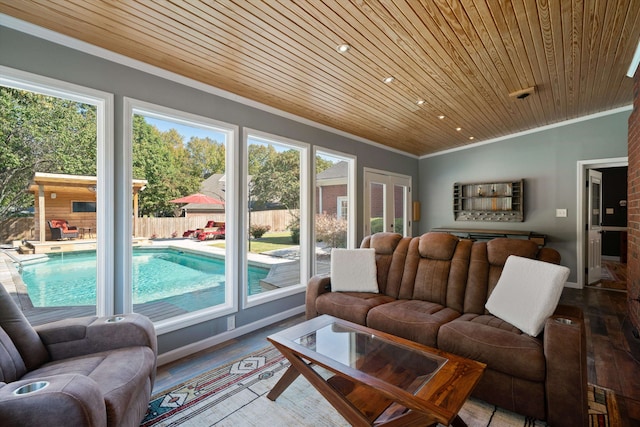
509;86;536;99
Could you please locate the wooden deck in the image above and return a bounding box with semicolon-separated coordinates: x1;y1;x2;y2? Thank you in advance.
23;237;151;254
260;258;330;290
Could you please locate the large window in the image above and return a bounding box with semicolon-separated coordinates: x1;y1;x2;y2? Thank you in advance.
125;99;237;331
0;66;112;321
314;149;356;275
244;130;309;305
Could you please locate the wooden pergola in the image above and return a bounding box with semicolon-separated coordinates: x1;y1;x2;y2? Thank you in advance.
28;172;147;242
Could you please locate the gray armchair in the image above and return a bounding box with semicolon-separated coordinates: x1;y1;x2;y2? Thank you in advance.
0;283;157;427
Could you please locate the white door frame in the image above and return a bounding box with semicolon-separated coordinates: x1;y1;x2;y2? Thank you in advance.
587;169;603;284
576;157;627;289
363;168;412;237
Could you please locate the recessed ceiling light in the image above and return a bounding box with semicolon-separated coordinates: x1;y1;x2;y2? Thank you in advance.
469;136;474;140
383;76;395;84
438;115;445;119
336;43;351;53
456;127;462;131
416;99;425;105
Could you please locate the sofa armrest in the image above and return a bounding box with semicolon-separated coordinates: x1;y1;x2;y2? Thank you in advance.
305;274;332;319
36;313;157;362
0;374;107;427
543;305;589;427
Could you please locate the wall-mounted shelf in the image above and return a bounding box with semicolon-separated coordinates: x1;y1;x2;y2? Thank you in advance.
453;180;524;222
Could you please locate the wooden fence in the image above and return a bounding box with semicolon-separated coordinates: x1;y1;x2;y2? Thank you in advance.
137;210;293;238
0;217;35;244
1;210;293;243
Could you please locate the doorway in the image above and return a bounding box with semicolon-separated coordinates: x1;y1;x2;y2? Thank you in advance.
363;169;412;237
576;158;628;289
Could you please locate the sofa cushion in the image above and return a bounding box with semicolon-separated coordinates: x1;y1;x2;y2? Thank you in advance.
0;283;50;371
486;238;539;266
315;292;395;325
330;248;378;293
438;314;546;382
23;346;156;427
367;300;460;347
418;232;459;260
366;232;404;255
485;255;569;336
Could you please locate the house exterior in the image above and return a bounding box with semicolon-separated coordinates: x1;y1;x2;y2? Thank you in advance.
179;173;226;218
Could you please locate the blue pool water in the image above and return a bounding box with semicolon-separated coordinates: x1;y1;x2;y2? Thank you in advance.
19;248;269;308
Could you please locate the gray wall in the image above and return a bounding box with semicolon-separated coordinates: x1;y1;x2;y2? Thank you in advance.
418;111;630;282
1;25;418;354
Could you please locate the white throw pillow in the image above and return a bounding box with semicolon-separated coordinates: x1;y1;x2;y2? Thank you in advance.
330;248;379;293
485;255;570;336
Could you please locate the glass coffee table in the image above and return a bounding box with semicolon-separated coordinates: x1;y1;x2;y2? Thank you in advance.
267;315;485;427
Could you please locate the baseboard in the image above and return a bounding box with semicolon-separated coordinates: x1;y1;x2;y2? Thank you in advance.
157;305;305;366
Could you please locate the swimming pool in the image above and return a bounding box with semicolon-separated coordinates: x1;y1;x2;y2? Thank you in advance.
19;248;269;309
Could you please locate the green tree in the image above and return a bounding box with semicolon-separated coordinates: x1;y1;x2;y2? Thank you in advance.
315;155;334;174
0;87;96;219
132;115;200;217
249;145;300;211
187;136;225;179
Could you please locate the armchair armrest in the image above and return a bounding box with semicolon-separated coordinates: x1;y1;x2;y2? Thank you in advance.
543;304;588;427
0;374;106;427
36;313;157;362
305;273;332;319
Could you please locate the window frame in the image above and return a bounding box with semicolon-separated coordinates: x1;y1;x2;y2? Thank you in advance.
313;148;357;278
0;65;114;316
243;128;310;308
123;97;239;333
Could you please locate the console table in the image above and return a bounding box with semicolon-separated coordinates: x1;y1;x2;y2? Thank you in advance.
431;227;546;246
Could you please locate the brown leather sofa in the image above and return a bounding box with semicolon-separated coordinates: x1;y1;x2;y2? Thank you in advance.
306;232;588;427
0;283;157;427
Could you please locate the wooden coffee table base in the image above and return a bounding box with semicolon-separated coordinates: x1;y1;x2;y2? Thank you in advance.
267;341;474;427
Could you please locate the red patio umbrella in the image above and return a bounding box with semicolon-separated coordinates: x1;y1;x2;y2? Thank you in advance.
169;193;224;205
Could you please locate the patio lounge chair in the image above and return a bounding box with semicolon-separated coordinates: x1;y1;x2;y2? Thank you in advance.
47;219;79;240
197;221;226;241
183;220;216;238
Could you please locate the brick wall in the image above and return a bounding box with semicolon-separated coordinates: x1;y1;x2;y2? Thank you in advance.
628;66;640;331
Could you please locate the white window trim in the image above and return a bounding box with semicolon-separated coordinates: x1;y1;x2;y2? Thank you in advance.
0;65;114;316
243;128;309;308
123;97;239;334
337;196;348;220
314;147;357;251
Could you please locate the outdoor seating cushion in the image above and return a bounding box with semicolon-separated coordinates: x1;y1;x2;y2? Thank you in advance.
330;248;378;293
485;255;570;336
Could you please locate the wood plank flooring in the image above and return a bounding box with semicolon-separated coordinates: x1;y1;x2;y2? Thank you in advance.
156;285;640;426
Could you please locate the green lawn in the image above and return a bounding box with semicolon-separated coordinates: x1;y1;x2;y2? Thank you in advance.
209;231;296;253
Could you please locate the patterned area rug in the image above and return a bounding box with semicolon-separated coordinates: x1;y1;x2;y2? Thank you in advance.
143;346;618;426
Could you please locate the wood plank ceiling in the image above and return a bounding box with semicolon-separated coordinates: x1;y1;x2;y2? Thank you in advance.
1;1;639;156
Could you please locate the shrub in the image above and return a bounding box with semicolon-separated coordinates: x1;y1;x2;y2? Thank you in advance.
315;214;347;248
250;224;271;239
287;217;300;244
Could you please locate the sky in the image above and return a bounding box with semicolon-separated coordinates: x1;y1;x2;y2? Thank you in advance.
145;116;226;144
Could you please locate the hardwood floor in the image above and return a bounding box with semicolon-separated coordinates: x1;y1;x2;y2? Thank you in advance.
155;287;640;426
560;286;640;426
